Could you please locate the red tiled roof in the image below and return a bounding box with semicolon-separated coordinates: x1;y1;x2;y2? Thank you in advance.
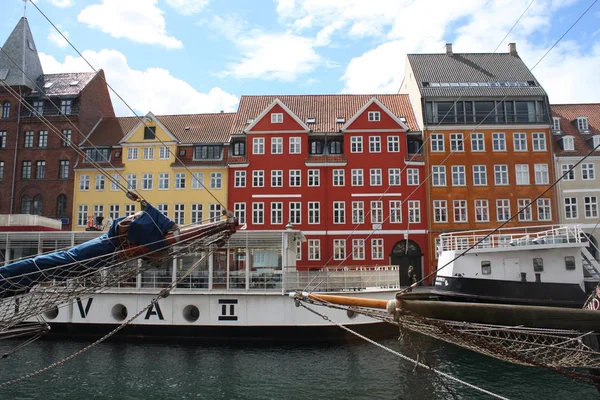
231;94;419;134
551;103;600;157
81;116;138;146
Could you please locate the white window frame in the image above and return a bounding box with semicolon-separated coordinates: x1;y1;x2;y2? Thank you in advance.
369;136;381;153
518;199;532;221
350;137;363;153
471;133;485;152
289;137;301;154
370;168;382;186
492;132;506;151
253;202;265;225
371;239;384;260
564;197;578;219
95;174;105;191
582;163;595;180
389;200;402;223
289;202;301;225
368;111;380;122
450;133;464;152
253;137;265;155
271;113;283;123
433;200;448;223
432;166;446;187
308;169;320;187
388;168;401;186
515;164;530;185
453;200;467;223
333;169;345;186
191;172;204;189
174;203;185;225
308;202;320;224
352;239;365;260
496;199;511;222
561;164;575;181
451;165;465;186
537;198;552;221
352;201;364;224
289;170;301;187
271;170;283;187
562;136;574;151
192;203;205;224
513;132;527;152
474;199;489;222
431;134;444;152
270;202;283;225
473;165;487;186
351;169;364;186
333;201;345;224
494;165;509;186
159;146;170;160
408;201;420;223
143;147;154;160
532;132;546;151
387;136;400;152
370;200;383;224
175;172;186;189
253;170;264;187
308;239;320;260
234;170;246;188
158;172;170;190
584;196;598;219
577;116;589;131
79;174;90;191
333;239;346;260
271;137;283;154
407;169;419;186
127;147;138;160
534;164;549;185
210;172;222;189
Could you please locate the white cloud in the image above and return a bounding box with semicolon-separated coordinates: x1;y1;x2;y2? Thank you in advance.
38;50;239;116
47;26;69;48
78;0;183;49
48;0;73;7
165;0;209;15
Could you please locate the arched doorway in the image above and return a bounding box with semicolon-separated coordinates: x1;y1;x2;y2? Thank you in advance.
390;239;423;287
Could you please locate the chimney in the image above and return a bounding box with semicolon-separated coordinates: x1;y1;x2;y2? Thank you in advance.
445;43;453;56
508;42;518;56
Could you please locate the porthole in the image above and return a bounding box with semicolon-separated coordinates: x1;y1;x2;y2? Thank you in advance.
183;305;200;322
111;304;128;321
347;309;357;319
43;306;59;320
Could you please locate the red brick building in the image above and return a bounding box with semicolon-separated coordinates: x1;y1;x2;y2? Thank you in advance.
227;95;429;282
0;17;115;228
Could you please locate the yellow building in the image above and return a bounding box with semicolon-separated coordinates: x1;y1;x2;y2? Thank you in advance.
72;112;234;231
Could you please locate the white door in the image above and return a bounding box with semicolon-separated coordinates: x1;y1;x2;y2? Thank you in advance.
503;258;520;281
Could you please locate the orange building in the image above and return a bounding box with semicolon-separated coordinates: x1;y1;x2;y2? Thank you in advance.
400;43;559;271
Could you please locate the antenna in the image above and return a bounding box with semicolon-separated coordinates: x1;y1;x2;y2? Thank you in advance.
23;0;27;17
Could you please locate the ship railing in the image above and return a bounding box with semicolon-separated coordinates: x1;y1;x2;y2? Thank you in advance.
283;267;400;292
438;225;584;254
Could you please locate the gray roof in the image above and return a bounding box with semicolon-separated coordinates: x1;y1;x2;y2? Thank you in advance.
0;17;44;90
32;72;97;98
407;53;547;98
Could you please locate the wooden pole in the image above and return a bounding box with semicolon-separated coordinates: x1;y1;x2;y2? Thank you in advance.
304;293;391;310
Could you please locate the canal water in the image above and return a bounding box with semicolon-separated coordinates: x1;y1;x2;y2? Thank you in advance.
0;333;597;400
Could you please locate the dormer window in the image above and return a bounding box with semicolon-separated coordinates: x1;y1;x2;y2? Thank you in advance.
144;126;156;140
271;113;283;123
33;101;44;115
309;139;323;155
577;117;589;132
562;136;575;151
306;117;316;124
593;136;600;150
232;140;246;156
336;117;345;123
43;82;54;89
552;117;561;133
60;99;72;115
368;111;380;122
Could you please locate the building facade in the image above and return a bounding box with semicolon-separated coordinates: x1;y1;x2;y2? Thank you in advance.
227;95;429;282
400;43;559;268
0;17;115;229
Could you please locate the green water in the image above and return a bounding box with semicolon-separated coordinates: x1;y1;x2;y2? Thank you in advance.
0;334;597;399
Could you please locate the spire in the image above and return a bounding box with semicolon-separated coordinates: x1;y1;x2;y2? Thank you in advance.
0;17;44;90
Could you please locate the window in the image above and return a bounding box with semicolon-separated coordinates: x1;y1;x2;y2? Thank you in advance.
370;239;384;261
289;202;301;224
84;148;110;163
22;161;31;179
143;147;154;160
492;132;506;151
231;203;242;224
157;204;169;216
24;131;34;148
537;198;552;221
496;199;511;221
93;205;104;222
61;129;72;147
408;201;420;223
388;136;400;152
390;201;402;223
515;164;530;185
271;137;283;154
232;141;245;156
109;204;120;220
351;169;363;186
431;134;444;152
38;131;48;148
126;174;137;190
234;170;246;188
33;101;44;115
370;169;382;186
454;200;467;223
534;164;549;184
450;133;464;152
142;173;153;190
125;204;136;217
352;201;364;224
21;195;32;214
481;261;491;275
1;101;9;119
270;170;283;187
577;117;589;131
174;204;185;225
310;140;323;155
209;204;222;222
32;195;42;215
253;202;264;224
368;111;380;121
564;197;578;219
56;194;67;217
333;169;345;186
127;147;138;160
0;161;3;181
210;172;222;189
532;132;546;151
565;256;576;270
369;136;381;153
158;173;170;190
333;201;345;224
0;131;6;148
308;202;320;224
352;239;365;260
270;202;282;225
110;174;121;191
36;160;46;179
562;136;574;151
159;146;170;159
432;166;446;186
513;132;527;151
289;170;301;186
494;165;508;185
473;165;487;186
308;169;320;187
328;139;342;154
308;239;320;260
552;117;561;132
289;137;301;154
271;113;283;123
60;99;72;115
584;196;598;218
144;126;156;140
350;137;363;153
388;168;401;186
561;164;575;181
175;173;186;189
433;200;448;223
253;138;265;154
582;163;595;180
193;145;222;160
407;169;419;185
593;136;600;150
474;200;489;222
371;201;383;224
471;133;485;151
79;174;90;191
192;172;204;189
451;165;466;186
518;199;532;221
333;239;346;260
77;205;88;226
253;170;264;187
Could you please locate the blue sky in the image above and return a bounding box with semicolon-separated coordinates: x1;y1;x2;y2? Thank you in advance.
1;0;599;116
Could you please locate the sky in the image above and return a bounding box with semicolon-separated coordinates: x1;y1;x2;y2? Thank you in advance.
1;0;599;117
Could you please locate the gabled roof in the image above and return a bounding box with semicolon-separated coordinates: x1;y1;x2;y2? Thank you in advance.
0;17;44;90
407;52;547;98
245;99;310;132
231;94;419;134
551;103;600;157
